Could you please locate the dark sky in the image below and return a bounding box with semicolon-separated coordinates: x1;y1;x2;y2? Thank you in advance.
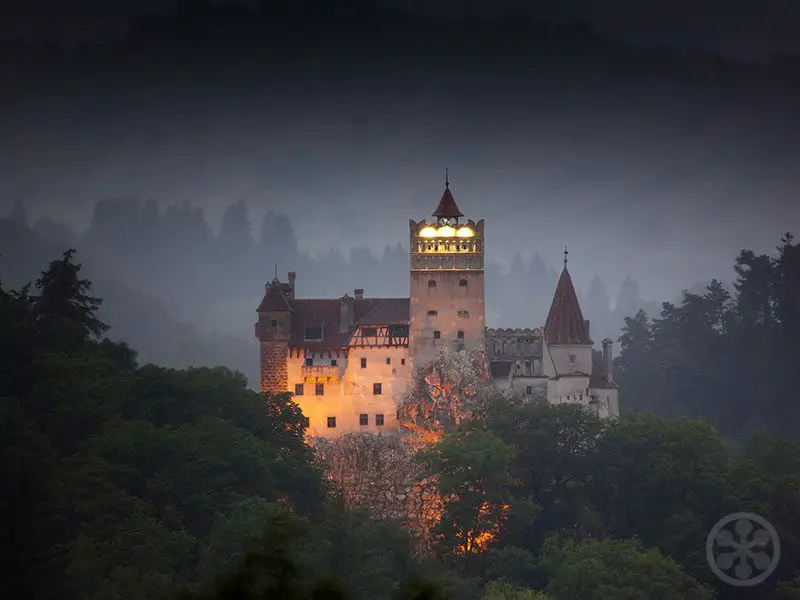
2;0;800;59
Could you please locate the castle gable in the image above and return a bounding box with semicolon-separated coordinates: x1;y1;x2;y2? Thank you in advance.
257;279;292;312
287;297;410;348
589;360;618;390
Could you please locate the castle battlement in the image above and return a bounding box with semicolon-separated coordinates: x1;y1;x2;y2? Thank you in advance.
256;178;619;437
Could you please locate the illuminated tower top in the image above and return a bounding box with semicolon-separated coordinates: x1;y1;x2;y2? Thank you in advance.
409;175;484;271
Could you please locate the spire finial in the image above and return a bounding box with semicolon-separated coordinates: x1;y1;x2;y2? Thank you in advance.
274;263;278;280
563;245;569;269
445;168;449;189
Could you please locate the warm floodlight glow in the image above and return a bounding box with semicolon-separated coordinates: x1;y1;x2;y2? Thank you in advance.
419;226;438;238
456;227;475;238
438;225;456;237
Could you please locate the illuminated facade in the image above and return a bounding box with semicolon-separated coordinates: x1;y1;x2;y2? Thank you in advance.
255;179;619;438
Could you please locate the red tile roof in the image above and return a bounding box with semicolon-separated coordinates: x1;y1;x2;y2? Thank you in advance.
432;186;464;219
261;296;410;348
544;267;593;345
589;360;619;389
257;279;292;312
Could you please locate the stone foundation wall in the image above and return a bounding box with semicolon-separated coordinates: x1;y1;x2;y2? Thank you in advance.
260;342;288;394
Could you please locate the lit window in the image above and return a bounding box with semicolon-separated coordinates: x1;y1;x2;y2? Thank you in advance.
359;413;368;426
373;383;382;395
315;383;324;395
327;416;336;428
294;383;304;396
376;414;385;426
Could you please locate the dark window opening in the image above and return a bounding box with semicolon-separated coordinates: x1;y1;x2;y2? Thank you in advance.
428;279;437;288
305;327;323;341
362;327;378;337
400;358;406;365
526;386;533;395
386;357;391;365
271;319;278;328
427;309;438;316
330;359;337;366
373;383;382;395
433;330;441;340
569;354;576;364
389;324;409;337
315;383;324;396
459;279;468;287
302;416;310;428
457;330;464;339
360;357;367;368
327;416;336;428
359;413;368;426
305;358;313;366
376;414;385;426
295;383;304;396
458;310;469;318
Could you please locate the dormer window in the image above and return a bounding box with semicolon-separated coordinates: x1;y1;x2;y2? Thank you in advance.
305;326;323;341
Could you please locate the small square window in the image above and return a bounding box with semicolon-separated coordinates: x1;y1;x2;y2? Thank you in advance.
375;413;385;426
295;383;304;396
359;413;368;426
457;330;464;339
271;319;278;328
302;416;310;428
386;357;391;365
373;383;382;395
400;358;406;366
459;279;468;287
315;383;324;396
360;357;367;368
433;330;441;340
427;309;438;316
327;416;336;428
526;386;533;395
330;359;337;366
305;358;313;366
428;279;437;288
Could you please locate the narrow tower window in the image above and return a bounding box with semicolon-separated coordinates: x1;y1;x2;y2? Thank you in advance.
376;414;385;426
359;414;368;426
457;330;464;340
373;383;382;395
315;383;324;395
433;330;441;340
327;417;336;428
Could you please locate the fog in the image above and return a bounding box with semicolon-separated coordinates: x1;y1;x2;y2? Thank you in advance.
1;2;798;387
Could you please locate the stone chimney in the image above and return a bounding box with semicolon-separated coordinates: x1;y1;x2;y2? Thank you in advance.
354;288;364;300
584;319;591;338
602;338;613;383
287;271;296;299
340;293;354;333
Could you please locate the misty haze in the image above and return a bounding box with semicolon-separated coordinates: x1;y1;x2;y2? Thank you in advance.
1;2;799;600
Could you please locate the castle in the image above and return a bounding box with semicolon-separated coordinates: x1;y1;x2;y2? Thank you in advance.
255;180;619;437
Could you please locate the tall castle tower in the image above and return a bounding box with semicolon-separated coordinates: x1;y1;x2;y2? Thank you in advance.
408;175;486;374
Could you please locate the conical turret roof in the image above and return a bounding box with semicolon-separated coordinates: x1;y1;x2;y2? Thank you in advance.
432;184;463;219
544;267;592;345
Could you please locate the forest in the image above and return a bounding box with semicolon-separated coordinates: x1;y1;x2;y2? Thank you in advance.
1;232;799;599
